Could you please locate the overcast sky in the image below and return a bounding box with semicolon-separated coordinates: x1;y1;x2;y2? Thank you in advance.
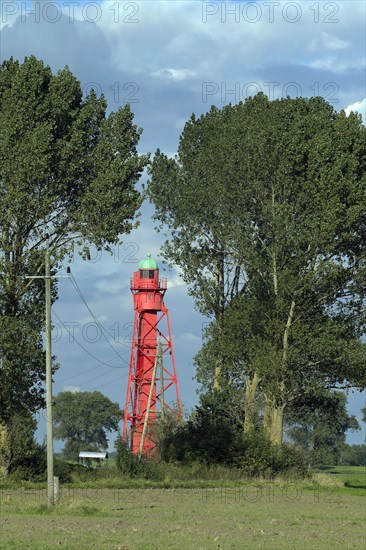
1;0;365;447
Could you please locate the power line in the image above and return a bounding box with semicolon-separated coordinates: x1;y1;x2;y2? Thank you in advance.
77;368;128;388
93;372;128;391
68;272;130;366
52;309;127;369
57;355;122;383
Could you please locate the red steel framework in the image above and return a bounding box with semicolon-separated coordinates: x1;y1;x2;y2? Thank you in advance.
122;254;181;455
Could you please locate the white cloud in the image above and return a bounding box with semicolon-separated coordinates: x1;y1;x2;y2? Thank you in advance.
151;68;196;81
309;56;365;73
63;385;80;393
309;32;351;52
344;98;366;121
321;32;351;50
178;332;201;344
167;272;185;289
0;7;18;30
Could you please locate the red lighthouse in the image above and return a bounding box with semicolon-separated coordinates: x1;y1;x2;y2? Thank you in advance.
123;253;181;455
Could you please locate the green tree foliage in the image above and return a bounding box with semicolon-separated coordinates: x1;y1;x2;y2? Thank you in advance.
340;444;366;466
362;406;366;425
0;412;46;477
53;391;122;461
154;396;307;477
361;405;366;444
285;391;359;466
161;390;244;465
147;94;366;444
0;56;147;463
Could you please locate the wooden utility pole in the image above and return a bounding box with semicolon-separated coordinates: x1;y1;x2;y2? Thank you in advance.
45;236;54;506
25;235;69;506
138;341;162;456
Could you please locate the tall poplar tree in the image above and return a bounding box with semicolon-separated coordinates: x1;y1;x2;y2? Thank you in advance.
148;94;366;444
0;56;148;472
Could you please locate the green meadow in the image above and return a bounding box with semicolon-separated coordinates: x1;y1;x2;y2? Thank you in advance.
1;467;365;549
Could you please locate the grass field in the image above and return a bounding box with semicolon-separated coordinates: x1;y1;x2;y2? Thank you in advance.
1;468;365;549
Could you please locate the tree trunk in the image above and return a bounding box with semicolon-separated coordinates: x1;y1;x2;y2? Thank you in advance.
270;403;285;445
0;422;12;477
263;398;285;445
213;366;221;390
270;300;295;445
213;248;225;390
244;372;260;432
263;398;273;436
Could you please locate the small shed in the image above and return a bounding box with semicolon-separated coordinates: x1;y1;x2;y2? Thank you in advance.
78;451;108;468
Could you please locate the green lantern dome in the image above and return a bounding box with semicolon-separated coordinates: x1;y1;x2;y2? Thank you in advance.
139;252;158;270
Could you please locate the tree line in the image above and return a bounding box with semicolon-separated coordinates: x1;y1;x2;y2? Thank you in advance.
0;56;365;475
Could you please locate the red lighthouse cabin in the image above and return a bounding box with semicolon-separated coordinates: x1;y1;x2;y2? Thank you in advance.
131;252;167;311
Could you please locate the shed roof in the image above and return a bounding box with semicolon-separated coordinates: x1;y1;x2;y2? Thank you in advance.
79;451;108;459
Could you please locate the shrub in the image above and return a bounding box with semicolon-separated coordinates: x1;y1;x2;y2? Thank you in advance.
231;431;273;476
10;442;47;482
272;444;308;478
53;459;74;483
217;431;307;479
115;438;162;480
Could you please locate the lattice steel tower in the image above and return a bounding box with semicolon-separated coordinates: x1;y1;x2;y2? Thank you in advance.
123;253;181;454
